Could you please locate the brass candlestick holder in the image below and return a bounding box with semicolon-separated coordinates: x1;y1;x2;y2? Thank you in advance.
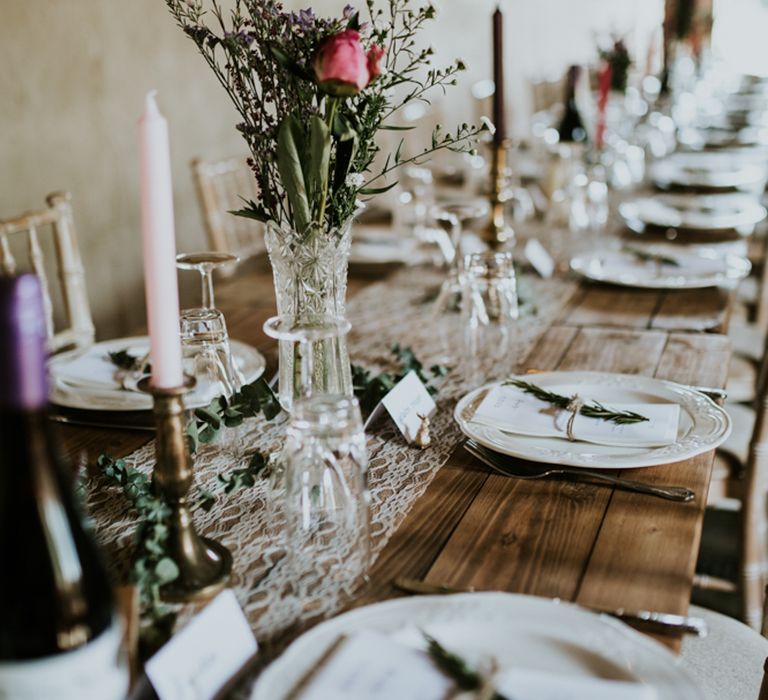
485;139;515;249
139;376;232;602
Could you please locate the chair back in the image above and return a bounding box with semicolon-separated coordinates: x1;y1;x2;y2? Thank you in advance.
191;156;265;274
0;192;94;353
741;326;768;628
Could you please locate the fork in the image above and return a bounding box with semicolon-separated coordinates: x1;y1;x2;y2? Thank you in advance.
463;439;695;503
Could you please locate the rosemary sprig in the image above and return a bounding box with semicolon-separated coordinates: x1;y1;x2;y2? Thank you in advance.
424;634;508;700
504;379;649;425
622;246;680;267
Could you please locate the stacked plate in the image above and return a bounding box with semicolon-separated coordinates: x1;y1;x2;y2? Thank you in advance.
570;246;751;290
49;336;266;413
619;193;767;236
651;151;767;193
454;371;730;470
252;593;704;699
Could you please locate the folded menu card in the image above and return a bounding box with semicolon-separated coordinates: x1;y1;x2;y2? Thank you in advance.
472;384;680;448
496;668;658;700
293;630;453;700
292;630;657;700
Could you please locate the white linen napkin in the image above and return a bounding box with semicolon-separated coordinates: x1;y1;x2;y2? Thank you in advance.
611;250;728;277
496;667;658;700
51;343;148;391
471;384;680;448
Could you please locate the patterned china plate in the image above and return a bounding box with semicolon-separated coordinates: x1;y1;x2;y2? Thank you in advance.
454;371;731;469
48;335;266;411
251;593;703;700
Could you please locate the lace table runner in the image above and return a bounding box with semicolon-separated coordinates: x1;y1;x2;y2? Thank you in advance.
86;266;578;642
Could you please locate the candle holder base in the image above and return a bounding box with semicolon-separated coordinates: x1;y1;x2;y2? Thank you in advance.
139;376;233;603
160;537;232;603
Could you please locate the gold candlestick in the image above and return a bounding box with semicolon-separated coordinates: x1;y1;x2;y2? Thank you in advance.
139;377;232;602
485;140;514;249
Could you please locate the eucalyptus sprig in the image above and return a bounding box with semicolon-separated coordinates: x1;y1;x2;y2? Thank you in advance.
186;377;282;453
504;379;649;425
622;246;680;268
424;634;508;700
352;343;448;415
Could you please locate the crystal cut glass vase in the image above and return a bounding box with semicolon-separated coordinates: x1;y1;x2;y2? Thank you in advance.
264;220;354;411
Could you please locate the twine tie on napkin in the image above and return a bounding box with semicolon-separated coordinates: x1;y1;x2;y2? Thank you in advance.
565;394;584;441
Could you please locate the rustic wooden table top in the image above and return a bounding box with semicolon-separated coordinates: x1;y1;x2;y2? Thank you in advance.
58;262;732;660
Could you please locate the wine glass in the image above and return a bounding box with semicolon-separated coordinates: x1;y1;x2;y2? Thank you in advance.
430;199;490;363
177;253;245;453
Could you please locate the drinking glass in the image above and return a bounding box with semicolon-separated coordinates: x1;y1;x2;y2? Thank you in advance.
262;314;352;413
461;251;520;385
283;395;370;603
176;253;244;404
430;199;490;363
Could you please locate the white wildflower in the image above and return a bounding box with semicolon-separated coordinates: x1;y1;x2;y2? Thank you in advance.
346;172;365;189
480;116;496;135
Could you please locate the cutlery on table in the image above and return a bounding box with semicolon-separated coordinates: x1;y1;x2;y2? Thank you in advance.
392;578;707;637
463;439;696;503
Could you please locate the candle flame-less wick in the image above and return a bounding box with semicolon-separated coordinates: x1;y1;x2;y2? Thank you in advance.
144;90;160;117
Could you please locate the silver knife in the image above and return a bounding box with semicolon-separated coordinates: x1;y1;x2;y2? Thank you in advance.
392;578;707;637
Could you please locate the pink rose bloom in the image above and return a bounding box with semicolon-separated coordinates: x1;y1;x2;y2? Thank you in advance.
366;44;386;80
313;29;370;96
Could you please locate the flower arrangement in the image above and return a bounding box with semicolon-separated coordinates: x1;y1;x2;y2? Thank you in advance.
165;0;488;238
598;37;632;94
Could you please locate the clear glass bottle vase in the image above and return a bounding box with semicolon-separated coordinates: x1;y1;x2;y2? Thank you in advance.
264;220;354;411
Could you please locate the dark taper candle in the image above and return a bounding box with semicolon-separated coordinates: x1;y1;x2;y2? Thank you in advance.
492;5;506;143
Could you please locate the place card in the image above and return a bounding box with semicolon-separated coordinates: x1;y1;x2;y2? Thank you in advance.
495;667;658;699
294;630;453;700
524;238;555;278
145;589;257;700
381;370;436;443
472;384;680;448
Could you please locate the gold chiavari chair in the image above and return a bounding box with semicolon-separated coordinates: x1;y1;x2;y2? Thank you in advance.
0;192;94;353
191;156;266;276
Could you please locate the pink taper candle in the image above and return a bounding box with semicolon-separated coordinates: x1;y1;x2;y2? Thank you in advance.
138;91;184;388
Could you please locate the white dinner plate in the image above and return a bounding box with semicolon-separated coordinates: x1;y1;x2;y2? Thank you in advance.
651;152;767;192
570;248;751;289
619;193;766;234
350;224;430;266
251;593;703;700
48;336;266;411
454;371;731;469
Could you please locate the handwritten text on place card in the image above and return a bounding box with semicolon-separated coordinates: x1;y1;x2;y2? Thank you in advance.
381;370;436;442
145;590;257;700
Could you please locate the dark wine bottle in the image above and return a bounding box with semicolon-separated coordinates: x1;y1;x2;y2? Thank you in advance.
0;274;128;699
557;65;588;143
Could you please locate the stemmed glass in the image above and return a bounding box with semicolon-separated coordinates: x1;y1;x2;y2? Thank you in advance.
430;199;490;363
176;252;245;458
